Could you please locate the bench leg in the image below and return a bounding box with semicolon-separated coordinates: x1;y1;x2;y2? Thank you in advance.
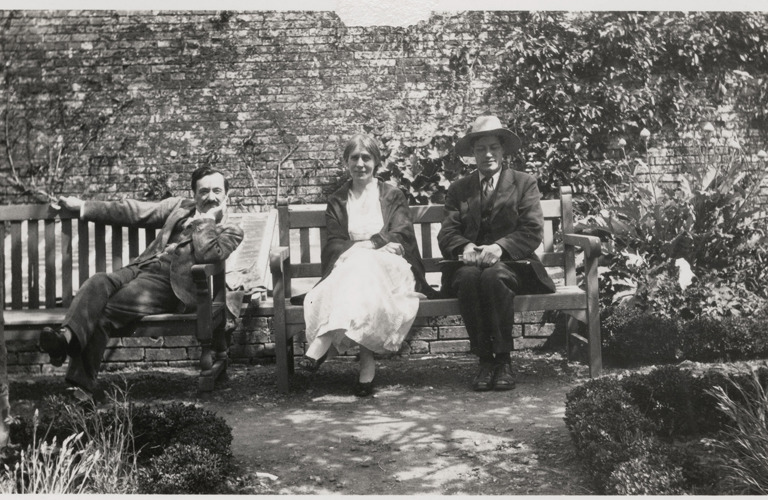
587;314;602;378
275;328;293;394
565;315;581;362
198;328;229;392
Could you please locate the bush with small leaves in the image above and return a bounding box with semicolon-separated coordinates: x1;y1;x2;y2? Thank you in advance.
137;443;225;494
131;402;232;466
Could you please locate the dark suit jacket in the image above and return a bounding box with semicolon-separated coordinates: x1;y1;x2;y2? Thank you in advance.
322;180;437;298
81;197;244;308
437;167;556;294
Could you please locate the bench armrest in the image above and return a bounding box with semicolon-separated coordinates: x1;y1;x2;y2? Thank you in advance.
269;246;290;274
563;233;601;259
191;261;225;280
269;246;291;301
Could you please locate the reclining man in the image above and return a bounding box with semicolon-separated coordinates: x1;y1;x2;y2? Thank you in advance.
438;115;556;392
39;166;244;400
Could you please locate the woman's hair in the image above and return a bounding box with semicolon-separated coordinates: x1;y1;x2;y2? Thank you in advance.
342;134;383;167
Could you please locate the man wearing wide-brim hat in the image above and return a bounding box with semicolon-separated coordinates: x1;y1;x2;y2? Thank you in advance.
437;115;556;392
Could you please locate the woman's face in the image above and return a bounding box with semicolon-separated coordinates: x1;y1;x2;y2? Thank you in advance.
346;145;377;185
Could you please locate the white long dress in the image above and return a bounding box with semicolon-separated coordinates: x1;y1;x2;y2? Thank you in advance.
303;182;424;354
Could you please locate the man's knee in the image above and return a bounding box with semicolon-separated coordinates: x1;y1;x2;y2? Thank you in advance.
479;264;520;292
450;266;482;294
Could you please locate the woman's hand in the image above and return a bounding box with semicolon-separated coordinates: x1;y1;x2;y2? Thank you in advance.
378;242;404;256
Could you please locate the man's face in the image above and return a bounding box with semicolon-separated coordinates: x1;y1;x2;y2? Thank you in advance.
194;172;228;215
473;135;504;177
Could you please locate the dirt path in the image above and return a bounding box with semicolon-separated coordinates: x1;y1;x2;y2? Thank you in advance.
10;351;595;494
203;352;594;494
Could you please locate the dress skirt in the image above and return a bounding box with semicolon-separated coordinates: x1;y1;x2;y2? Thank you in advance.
304;247;423;354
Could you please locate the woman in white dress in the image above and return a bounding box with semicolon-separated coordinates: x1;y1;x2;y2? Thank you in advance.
299;134;437;396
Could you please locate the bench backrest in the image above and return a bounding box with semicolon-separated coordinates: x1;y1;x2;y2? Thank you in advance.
0;204;157;310
276;186;577;295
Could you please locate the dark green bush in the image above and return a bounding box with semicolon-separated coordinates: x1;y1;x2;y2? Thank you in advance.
602;305;768;367
137;443;225;494
566;366;740;494
565;378;658;488
605;438;686;495
601;305;680;366
132;402;232;465
621;366;723;437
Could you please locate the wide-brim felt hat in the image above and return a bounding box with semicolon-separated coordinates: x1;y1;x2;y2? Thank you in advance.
454;115;521;157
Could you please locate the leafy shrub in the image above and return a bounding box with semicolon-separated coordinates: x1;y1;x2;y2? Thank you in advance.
565;378;657;488
605;439;686;495
602;305;768;367
621;366;724;437
709;367;768;494
137;443;225;494
132;402;232;465
601;305;680;366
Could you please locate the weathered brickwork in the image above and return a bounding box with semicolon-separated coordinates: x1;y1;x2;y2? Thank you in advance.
0;10;518;209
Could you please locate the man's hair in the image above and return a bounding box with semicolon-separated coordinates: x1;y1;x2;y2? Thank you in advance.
342;134;383;167
191;166;229;193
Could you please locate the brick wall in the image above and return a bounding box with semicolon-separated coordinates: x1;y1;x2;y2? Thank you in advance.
0;10;516;209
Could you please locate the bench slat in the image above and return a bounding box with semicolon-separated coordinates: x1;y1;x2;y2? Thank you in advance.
287;210;326;229
95;223;106;272
61;218;73;307
45;220;56;308
291;262;323;278
28;220;40;309
145;228;156;245
112;225;123;270
0;204;77;221
420;224;433;259
128;226;140;261
11;222;23;309
78;219;89;286
299;227;310;263
0;224;5;307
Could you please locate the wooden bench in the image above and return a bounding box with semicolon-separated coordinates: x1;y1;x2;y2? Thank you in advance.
0;204;229;391
269;186;602;393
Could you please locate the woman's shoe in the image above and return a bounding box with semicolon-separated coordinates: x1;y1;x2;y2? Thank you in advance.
354;379;375;397
297;354;327;373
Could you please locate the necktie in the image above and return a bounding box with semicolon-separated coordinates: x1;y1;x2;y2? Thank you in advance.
481;175;494;211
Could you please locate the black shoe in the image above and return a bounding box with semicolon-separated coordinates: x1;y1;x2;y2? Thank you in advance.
297;354;327;373
354;379;374;397
40;327;68;367
493;363;516;391
472;362;495;391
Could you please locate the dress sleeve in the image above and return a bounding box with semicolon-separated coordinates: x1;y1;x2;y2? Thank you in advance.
321;196;355;276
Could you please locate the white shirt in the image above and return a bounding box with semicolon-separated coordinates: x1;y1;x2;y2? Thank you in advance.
478;169;501;192
347;182;383;241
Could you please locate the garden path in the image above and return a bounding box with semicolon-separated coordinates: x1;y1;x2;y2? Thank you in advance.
202;352;594;494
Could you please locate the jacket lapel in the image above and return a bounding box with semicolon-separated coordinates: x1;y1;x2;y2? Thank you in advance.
159;205;195;248
467;173;482;232
490;167;516;222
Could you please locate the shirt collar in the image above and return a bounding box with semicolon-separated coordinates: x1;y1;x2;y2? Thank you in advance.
479;169;501;187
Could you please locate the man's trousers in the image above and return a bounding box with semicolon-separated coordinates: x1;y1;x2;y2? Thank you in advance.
446;262;525;358
63;259;181;392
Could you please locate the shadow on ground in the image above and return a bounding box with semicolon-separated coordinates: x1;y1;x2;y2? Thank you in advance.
9;351;595;495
